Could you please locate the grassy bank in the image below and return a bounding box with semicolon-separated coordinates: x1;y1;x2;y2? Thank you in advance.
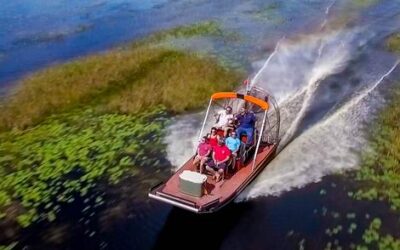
0;21;244;245
0;21;243;130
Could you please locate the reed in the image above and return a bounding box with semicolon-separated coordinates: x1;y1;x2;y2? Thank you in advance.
0;21;243;130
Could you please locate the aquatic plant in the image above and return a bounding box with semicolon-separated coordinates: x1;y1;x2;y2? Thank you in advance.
354;89;400;210
350;88;400;248
0;108;166;227
0;242;17;250
356;218;400;249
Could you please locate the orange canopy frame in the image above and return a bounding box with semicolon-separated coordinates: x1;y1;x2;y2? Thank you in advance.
211;92;269;110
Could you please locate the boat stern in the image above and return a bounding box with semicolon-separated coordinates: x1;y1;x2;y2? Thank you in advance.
148;182;220;213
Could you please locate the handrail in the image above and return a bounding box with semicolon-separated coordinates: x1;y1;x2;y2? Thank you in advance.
198;98;213;141
252;109;268;171
211;92;269;110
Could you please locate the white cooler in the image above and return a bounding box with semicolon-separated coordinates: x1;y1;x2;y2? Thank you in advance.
179;170;207;197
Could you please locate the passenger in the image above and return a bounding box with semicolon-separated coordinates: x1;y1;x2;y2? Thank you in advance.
193;136;212;174
225;131;241;170
205;138;231;182
214;106;234;137
224;118;236;137
225;131;241;157
235;107;257;145
208;127;219;147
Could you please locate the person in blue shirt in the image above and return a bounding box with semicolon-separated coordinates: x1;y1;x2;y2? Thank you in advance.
225;131;241;156
235;107;257;145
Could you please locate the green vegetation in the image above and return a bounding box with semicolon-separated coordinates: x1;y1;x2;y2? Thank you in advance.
250;2;285;24
352;0;379;8
357;218;400;250
386;33;400;54
350;33;400;207
352;89;400;210
349;88;400;248
0;20;244;235
0;21;243;130
139;20;240;44
0;242;17;250
0;108;166;227
341;32;400;250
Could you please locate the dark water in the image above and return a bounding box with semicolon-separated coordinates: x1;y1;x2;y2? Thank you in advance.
14;175;400;250
2;0;400;249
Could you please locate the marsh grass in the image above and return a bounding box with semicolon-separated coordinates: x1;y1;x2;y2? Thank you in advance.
0;21;243;130
352;0;379;8
386;33;400;54
137;20;240;45
106;51;239;113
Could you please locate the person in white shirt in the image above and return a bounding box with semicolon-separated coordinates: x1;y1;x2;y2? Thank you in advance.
214;106;234;137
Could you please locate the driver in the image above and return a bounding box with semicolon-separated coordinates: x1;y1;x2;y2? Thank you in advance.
235;107;257;145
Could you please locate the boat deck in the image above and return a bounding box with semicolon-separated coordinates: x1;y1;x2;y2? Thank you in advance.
158;144;276;210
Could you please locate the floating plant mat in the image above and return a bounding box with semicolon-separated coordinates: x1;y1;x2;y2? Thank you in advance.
0;108;167;228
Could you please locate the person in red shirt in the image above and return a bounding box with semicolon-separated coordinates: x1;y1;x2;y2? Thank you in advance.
207;127;219;147
193;136;212;174
205;138;231;182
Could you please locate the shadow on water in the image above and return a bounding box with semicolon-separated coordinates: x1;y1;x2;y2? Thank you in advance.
153;202;249;250
153;175;400;250
152;179;328;250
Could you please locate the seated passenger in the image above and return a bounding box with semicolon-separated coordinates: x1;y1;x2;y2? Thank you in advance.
225;131;241;171
224;118;236;137
235;107;257;145
214;106;234;137
193;136;212;174
205;138;231;182
207;127;219;147
225;131;241;157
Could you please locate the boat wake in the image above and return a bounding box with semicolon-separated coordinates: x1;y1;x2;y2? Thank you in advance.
237;60;399;200
163;7;400;200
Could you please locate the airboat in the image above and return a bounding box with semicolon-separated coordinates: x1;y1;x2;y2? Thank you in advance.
149;83;280;213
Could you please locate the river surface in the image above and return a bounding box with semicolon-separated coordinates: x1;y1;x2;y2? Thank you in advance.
1;0;400;249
